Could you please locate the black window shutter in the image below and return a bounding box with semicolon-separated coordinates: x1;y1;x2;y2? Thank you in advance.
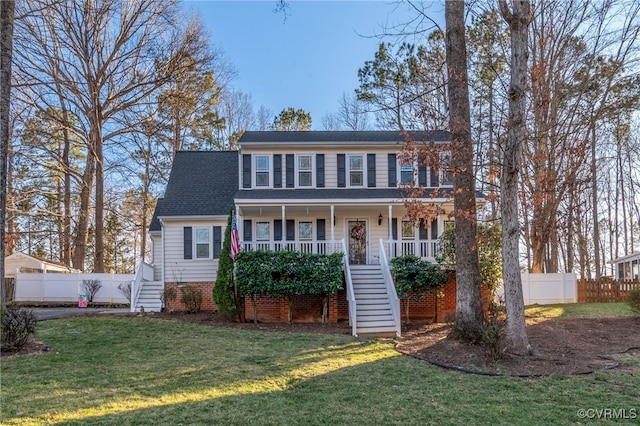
274;154;282;188
317;219;326;241
213;226;222;258
367;153;376;187
242;154;251;188
431;221;438;239
388;154;397;187
430;167;439;187
243;220;252;241
419;222;428;240
286;154;294;188
337;154;346;188
419;164;427;187
392;218;398;240
316;154;325;188
183;227;193;259
274;220;283;241
286;219;295;241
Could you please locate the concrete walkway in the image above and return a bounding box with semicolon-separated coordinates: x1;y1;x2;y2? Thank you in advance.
32;307;131;321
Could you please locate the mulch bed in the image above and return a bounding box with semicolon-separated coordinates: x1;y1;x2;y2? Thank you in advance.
5;310;640;377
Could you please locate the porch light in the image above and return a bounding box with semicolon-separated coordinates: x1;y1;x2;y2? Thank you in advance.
378;213;383;226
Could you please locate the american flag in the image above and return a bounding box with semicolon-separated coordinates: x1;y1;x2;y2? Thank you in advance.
231;212;241;261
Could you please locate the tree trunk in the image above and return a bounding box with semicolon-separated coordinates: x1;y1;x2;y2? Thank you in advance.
445;0;484;341
0;0;15;309
498;0;533;355
72;151;96;271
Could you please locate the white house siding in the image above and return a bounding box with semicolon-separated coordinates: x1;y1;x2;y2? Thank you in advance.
162;220;225;283
150;232;162;281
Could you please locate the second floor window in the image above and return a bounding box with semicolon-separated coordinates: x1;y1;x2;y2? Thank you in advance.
255;155;270;187
349;154;364;187
298;155;312;187
440;152;453;186
400;162;415;185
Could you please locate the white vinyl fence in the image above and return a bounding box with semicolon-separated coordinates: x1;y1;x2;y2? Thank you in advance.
497;273;577;305
14;272;134;304
521;273;577;304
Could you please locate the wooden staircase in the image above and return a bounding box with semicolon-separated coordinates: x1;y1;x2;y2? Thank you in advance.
350;265;398;337
133;281;163;312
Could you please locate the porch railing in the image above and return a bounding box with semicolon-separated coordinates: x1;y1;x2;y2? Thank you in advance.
242;240;343;255
379;239;401;337
382;239;440;260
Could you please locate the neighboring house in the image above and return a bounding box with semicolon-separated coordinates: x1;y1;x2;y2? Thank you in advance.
4;251;78;278
144;131;484;335
610;252;640;281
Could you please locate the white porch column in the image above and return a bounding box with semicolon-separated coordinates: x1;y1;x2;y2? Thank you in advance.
330;205;335;241
236;205;243;242
281;205;286;241
388;204;393;240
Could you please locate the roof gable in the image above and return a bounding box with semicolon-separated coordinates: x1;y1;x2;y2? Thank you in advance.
151;151;238;225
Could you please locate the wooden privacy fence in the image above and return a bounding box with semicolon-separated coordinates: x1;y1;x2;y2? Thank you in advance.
577;279;640;303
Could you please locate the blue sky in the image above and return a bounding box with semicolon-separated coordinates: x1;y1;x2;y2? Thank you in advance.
185;1;444;129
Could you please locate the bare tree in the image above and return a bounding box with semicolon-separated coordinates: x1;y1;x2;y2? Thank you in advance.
498;0;533;355
14;0;207;271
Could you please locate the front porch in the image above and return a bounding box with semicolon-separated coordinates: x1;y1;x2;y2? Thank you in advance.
235;201;448;265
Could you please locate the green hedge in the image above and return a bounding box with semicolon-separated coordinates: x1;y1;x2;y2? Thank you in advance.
235;250;344;323
236;250;344;297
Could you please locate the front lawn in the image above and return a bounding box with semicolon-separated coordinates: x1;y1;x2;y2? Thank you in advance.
525;302;634;318
1;315;639;425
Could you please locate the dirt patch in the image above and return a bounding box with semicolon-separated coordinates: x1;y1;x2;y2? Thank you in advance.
5;311;640;376
397;316;640;376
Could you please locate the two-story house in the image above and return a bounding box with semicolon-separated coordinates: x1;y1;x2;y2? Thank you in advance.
137;131;483;336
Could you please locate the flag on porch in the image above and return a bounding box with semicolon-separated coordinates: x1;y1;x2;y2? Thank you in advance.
231;212;241;261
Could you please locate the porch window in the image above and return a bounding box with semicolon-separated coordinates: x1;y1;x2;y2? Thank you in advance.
349;154;364;187
297;155;313;187
440;151;453;186
299;222;313;240
256;222;270;241
195;228;211;259
401;220;415;239
255;155;270;187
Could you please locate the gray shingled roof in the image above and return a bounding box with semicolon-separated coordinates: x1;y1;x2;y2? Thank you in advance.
238;130;450;144
148;151;237;231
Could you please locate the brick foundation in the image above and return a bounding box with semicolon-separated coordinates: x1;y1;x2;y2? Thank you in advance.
163;274;488;325
164;282;217;312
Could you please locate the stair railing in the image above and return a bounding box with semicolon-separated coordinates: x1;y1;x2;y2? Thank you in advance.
341;238;357;336
379;238;401;337
131;258;155;312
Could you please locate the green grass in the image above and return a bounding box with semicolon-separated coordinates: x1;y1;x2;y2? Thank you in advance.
525;302;634;318
1;313;639;425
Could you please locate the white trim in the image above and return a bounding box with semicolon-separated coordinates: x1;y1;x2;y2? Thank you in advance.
235;198;457;205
